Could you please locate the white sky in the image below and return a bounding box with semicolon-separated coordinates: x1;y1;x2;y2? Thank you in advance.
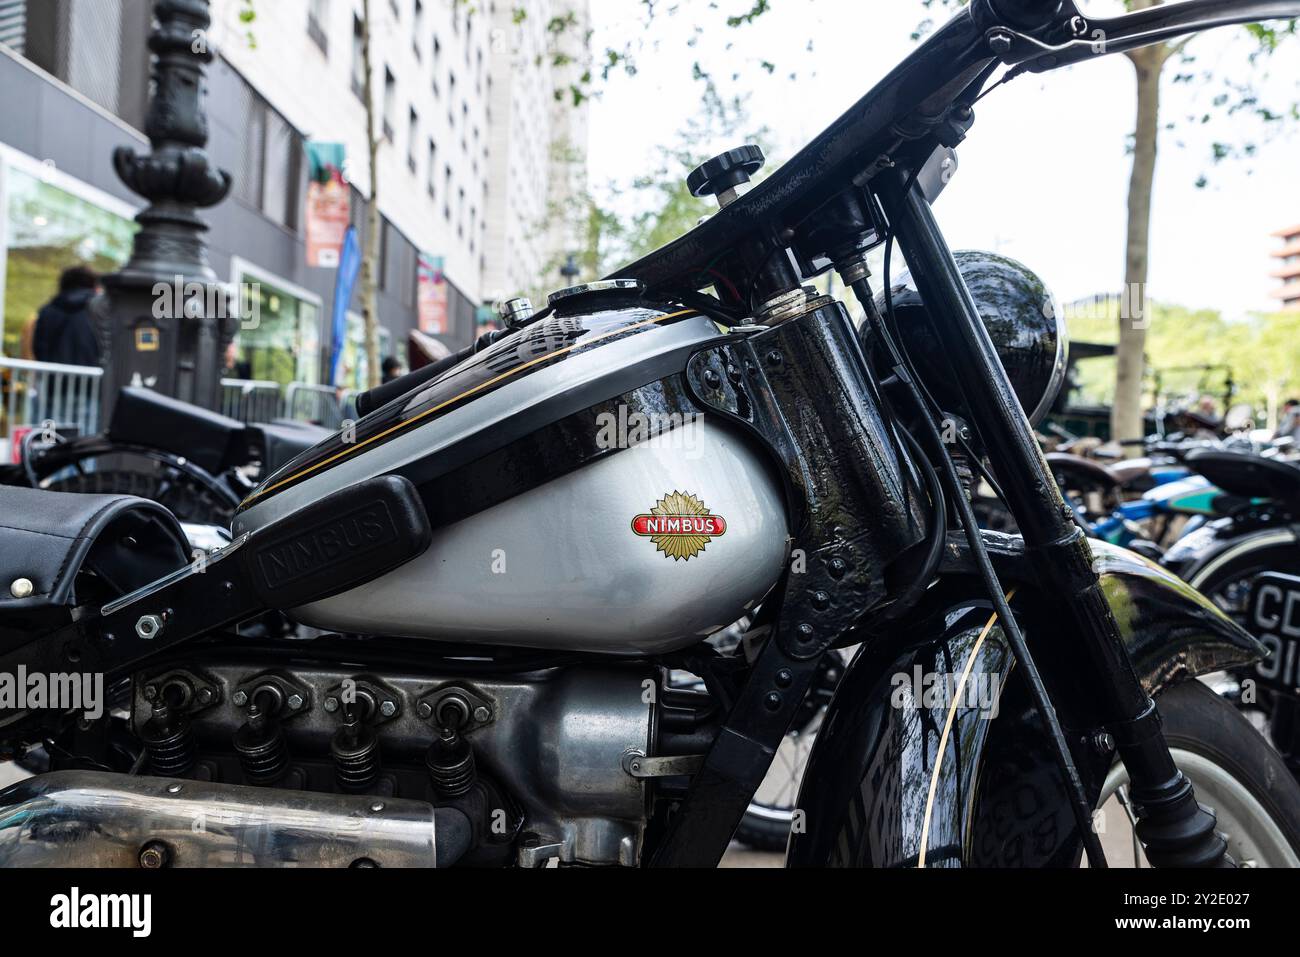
587;0;1300;319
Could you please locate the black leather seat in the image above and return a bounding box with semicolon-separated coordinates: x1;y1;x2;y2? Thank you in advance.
1185;449;1300;506
0;486;190;645
108;387;248;476
250;420;334;476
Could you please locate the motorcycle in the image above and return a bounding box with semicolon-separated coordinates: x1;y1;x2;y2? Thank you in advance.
0;387;331;528
3;0;1300;869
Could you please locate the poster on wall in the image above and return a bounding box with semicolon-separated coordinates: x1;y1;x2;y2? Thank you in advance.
418;253;448;335
305;142;350;269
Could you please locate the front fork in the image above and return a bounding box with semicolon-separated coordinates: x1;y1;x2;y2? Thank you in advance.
876;170;1230;867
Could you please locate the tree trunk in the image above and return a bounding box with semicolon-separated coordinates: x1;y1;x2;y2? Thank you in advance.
1112;2;1166;448
359;0;382;390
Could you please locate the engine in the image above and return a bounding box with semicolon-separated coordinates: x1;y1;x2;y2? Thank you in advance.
1;654;718;868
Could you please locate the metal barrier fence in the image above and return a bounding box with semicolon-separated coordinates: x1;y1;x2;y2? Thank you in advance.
0;360;361;461
219;379;283;425
1;357;102;461
284;383;347;429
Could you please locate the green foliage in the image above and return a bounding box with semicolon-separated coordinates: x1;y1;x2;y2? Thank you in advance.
1064;301;1300;419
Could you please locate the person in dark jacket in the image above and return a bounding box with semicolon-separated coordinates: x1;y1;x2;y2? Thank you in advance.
33;267;101;367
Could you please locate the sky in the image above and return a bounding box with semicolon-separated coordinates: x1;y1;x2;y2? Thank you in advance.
586;0;1300;320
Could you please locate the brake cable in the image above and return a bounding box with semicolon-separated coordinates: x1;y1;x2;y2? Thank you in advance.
850;199;1108;868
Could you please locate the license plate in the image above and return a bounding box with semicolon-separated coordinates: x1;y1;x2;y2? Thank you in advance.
1247;572;1300;693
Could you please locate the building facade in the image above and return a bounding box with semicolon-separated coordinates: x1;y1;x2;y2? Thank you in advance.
0;0;589;391
1271;223;1300;311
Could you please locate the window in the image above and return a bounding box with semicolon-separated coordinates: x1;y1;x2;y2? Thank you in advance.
407;108;419;173
351;15;365;99
427;139;437;198
382;68;396;141
444;165;452;221
308;0;329;54
2;161;135;358
412;0;424;59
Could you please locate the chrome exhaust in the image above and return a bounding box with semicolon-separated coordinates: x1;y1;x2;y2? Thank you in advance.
0;771;471;868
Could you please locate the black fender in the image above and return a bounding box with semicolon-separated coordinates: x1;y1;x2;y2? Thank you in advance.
787;532;1265;867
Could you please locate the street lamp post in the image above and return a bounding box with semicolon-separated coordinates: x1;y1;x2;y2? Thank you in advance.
92;0;234;421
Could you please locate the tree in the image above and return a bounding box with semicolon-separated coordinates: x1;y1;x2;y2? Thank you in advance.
358;0;382;389
920;0;1296;446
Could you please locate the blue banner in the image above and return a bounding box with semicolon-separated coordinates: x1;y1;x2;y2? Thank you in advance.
328;225;362;387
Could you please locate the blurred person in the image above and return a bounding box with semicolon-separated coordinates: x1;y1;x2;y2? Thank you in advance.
381;356;405;384
1276;399;1300;443
33;267;101;367
222;340;252;380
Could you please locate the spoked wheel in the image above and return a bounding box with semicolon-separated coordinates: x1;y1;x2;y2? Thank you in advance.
1088;680;1300;868
734;651;845;852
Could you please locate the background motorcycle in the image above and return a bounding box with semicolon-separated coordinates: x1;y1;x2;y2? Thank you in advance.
3;0;1300;869
0;387;330;527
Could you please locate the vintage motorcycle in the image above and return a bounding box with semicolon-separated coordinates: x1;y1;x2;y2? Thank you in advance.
3;0;1300;869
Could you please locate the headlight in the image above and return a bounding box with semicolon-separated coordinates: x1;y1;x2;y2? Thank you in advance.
877;250;1068;428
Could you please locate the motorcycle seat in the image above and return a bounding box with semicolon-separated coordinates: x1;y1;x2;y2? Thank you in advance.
1184;449;1300;507
1045;452;1120;492
108;387;248;476
249;420;334;477
0;485;190;646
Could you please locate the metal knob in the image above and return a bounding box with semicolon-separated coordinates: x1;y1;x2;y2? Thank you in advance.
687;145;766;209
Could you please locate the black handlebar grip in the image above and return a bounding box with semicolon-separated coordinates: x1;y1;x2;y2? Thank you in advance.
354;346;473;418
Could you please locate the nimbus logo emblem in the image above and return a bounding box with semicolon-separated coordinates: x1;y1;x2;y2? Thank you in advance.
631;491;727;561
50;887;152;938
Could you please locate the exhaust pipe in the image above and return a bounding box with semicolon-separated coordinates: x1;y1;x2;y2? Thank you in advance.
0;771;471;868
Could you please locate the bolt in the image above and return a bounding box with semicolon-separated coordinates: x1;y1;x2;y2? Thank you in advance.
9;578;33;599
1090;731;1116;756
775;669;793;689
765;350;784;369
370;801;386;813
796;623;815;643
166;783;183;794
764;692;783;712
473;705;492;723
812;590;831;611
135;614;164;641
703;369;722;390
287;694;305;711
197;688;214;705
988;31;1014;55
232;691;249;707
379;700;397;718
324;697;340;713
828;558;848;579
138;841;171;869
417;701;433;719
143;684;159;702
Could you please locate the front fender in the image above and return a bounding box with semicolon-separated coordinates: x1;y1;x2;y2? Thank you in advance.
787;533;1264;868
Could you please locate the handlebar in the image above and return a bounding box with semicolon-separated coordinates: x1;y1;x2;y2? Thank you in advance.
608;0;1300;298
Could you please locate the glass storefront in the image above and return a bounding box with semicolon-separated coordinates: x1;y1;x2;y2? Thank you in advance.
1;159;136;358
230;259;322;389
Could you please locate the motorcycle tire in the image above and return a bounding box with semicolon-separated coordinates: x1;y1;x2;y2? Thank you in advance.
1092;679;1300;867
